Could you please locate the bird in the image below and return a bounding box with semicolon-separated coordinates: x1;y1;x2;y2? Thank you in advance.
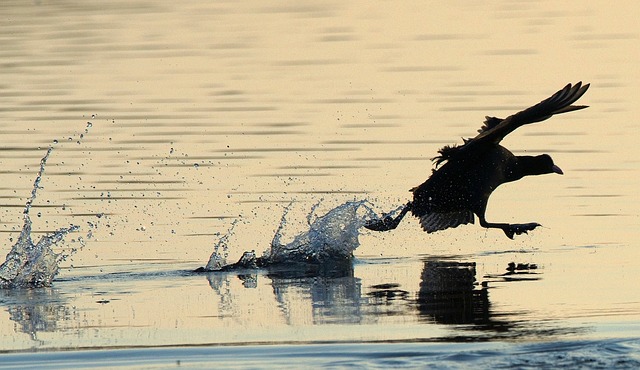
364;82;590;239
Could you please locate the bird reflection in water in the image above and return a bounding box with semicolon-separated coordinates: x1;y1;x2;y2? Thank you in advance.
203;257;582;338
416;261;490;325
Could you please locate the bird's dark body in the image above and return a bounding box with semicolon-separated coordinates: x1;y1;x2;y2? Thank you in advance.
412;145;515;216
364;82;589;238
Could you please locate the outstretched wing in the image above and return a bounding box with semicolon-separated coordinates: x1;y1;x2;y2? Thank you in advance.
471;81;590;145
432;82;589;165
418;210;475;234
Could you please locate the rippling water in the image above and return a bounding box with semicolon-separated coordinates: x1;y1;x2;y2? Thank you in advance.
1;0;639;368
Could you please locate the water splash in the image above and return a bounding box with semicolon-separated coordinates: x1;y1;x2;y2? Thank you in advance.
204;219;239;271
0;148;79;289
201;200;391;272
266;200;380;264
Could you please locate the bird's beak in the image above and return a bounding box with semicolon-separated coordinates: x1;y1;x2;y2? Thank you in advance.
552;164;564;175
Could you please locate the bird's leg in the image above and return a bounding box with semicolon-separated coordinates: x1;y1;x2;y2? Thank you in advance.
503;222;541;239
478;214;540;239
364;202;413;232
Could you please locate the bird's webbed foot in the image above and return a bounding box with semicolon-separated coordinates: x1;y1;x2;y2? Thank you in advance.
503;222;541;239
364;215;398;231
363;202;413;232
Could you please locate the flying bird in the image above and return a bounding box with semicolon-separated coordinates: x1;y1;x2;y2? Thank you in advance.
365;82;590;239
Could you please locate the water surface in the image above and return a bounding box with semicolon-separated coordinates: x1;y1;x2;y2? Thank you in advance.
1;0;639;368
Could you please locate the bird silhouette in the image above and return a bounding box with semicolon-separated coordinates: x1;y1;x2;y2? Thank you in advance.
365;82;590;239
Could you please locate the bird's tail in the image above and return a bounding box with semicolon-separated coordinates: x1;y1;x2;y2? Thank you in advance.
364;202;413;232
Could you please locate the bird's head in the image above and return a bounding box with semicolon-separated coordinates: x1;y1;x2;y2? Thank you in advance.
534;154;563;175
516;154;564;178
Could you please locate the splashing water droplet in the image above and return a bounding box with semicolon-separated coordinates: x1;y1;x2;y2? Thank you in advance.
266;200;377;265
204;220;239;271
208;200;385;272
0;148;79;289
202;198;401;273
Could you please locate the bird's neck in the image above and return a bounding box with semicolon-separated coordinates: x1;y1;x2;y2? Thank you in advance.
513;155;547;179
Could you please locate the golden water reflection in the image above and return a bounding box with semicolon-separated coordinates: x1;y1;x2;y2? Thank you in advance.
0;0;639;352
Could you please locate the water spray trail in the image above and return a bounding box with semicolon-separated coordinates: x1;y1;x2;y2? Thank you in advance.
0;119;101;288
24;147;52;218
0;148;79;289
266;200;377;265
201;200;388;272
204;219;240;271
